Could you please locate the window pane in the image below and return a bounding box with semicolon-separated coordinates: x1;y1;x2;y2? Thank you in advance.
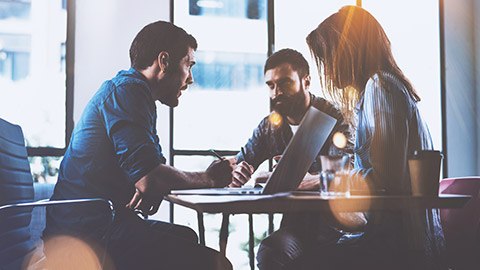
174;155;219;171
362;0;442;150
29;156;62;183
274;0;357;98
193;51;265;90
173;0;269;150
0;0;67;148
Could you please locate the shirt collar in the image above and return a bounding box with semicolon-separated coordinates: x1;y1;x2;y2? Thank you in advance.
127;67;149;82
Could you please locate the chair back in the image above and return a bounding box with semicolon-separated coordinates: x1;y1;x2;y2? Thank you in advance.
0;118;35;269
439;177;480;269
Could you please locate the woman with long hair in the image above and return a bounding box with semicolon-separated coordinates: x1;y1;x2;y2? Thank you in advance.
306;5;445;269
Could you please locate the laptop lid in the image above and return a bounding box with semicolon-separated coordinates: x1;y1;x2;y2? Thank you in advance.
261;106;336;194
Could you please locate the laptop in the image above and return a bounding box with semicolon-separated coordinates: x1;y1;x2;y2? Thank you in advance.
171;106;337;195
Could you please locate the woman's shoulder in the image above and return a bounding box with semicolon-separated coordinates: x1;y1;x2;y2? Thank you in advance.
362;72;414;116
365;72;409;98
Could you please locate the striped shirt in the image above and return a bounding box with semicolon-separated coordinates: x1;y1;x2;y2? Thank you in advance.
353;72;445;269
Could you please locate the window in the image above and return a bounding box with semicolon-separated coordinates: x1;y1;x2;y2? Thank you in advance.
173;0;269;157
189;0;266;20
361;0;441;149
0;0;71;183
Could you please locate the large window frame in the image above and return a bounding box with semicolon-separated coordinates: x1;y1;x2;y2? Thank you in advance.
25;0;74;161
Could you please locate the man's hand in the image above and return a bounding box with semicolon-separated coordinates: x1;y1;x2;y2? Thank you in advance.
206;158;236;188
124;161;236;215
297;172;320;191
126;186;162;216
229;160;254;187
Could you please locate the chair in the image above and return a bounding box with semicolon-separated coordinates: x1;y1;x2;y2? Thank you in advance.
0;118;114;269
439;177;480;269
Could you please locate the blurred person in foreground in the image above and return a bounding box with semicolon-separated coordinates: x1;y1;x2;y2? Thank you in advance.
230;48;358;270
43;21;234;270
305;5;446;269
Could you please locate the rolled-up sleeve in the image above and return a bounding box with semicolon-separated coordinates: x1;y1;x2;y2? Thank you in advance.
100;82;162;184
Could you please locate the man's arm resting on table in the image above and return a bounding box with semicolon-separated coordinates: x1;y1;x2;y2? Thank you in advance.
126;159;235;215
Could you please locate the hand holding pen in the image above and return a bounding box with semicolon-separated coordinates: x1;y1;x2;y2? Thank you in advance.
210;149;226;161
229;147;254;187
206;149;235;188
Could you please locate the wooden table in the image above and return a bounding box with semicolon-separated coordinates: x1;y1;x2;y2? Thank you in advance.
166;193;470;270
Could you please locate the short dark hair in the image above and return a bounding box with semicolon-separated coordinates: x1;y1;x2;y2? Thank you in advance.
264;48;310;78
129;21;197;70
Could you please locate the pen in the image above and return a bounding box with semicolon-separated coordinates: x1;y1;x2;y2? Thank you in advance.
241;147;247;163
210;149;225;161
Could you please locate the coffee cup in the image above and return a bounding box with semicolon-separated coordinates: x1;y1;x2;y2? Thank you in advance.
408;150;443;196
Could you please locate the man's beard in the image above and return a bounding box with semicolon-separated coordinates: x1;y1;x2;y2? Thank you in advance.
157;67;183;107
270;89;308;119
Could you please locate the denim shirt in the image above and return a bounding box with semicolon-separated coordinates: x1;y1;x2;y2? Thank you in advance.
353;72;445;269
46;68;166;237
235;94;354;173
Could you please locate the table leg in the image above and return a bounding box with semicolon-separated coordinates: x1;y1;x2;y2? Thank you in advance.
219;213;230;256
197;211;205;246
249;213;255;270
268;213;274;235
169;201;174;223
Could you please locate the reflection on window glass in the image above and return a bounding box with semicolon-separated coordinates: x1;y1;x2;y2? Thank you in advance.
0;50;30;81
0;33;31;80
189;0;265;19
192;51;264;90
0;0;67;148
0;0;31;20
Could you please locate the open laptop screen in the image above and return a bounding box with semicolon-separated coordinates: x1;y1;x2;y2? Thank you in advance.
171;106;337;195
262;106;336;194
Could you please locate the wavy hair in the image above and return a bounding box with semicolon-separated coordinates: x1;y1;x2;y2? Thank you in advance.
306;5;419;124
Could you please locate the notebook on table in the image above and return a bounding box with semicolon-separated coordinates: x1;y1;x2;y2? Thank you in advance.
171;106;337;196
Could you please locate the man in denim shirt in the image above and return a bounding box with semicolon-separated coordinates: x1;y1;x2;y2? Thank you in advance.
230;49;355;269
44;21;234;270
